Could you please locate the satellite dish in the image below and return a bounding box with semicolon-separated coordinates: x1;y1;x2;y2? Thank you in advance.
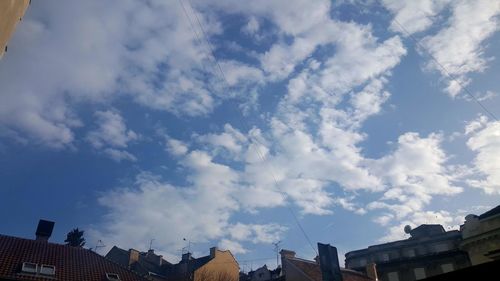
404;225;412;234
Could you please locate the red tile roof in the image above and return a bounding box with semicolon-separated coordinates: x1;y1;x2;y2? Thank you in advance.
0;234;148;281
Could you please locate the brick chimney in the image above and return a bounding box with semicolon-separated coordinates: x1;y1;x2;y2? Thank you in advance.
210;247;218;259
280;249;296;259
146;249;164;266
129;249;139;267
366;263;378;281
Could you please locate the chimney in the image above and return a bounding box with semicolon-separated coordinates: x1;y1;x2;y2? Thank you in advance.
182;252;192;261
146;249;164;266
35;219;54;242
129;249;140;267
317;243;343;281
210;247;218;258
280;249;296;259
366;263;378;281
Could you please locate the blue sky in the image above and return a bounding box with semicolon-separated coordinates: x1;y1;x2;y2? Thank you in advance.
1;0;500;269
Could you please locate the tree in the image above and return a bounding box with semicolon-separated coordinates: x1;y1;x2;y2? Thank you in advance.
65;228;86;247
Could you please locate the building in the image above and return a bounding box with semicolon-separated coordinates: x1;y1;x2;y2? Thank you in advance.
460;205;500;265
173;248;239;281
242;264;281;281
419;258;500;281
105;246;172;280
280;244;375;281
0;0;30;58
345;224;471;281
107;246;240;281
0;219;148;281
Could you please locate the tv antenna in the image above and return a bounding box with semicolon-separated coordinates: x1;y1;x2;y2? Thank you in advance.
272;241;281;268
149;238;155;251
183;238;197;253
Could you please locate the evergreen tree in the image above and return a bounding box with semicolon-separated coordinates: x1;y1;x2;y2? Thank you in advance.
64;228;86;247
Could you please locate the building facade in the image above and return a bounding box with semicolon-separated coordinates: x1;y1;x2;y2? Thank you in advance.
460;205;500;265
0;0;30;58
345;224;471;281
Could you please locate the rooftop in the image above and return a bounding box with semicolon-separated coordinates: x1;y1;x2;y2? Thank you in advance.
0;234;148;281
478;205;500;220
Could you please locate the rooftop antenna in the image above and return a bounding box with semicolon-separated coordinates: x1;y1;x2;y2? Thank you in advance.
149;238;155;251
183;238;196;253
94;239;106;254
272;241;281;268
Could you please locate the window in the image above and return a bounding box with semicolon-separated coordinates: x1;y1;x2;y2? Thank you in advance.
381;253;389;262
359;258;367;266
21;262;37;274
40;265;56;276
390;251;400;259
434;243;450;252
404;248;415;257
441;263;454;273
387;272;399;281
414;268;426;280
106;273;121;281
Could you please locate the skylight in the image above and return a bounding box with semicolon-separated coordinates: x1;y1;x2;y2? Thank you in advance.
21;262;37;274
40;265;56;276
106;273;121;281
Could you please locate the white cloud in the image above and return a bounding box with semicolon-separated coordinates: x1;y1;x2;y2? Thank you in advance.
421;0;500;97
0;0;239;146
87;110;138;149
228;223;287;244
219;60;264;87
219;239;247;254
466;117;500;194
90;149;287;257
377;204;495;242
76;0;485;253
378;210;461;242
198;124;248;156
242;17;260;35
334;197;366;215
166;137;189;156
383;0;451;34
367;133;462;220
104;148;137;163
465;115;489;135
86;110;138;162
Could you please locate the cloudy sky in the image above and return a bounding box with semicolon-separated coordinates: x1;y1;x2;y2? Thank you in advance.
1;0;500;268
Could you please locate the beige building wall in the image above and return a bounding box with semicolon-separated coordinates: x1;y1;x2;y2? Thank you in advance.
194;249;239;281
0;0;30;58
461;211;500;265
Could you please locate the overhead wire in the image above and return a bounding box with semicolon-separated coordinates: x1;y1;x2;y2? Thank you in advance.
179;0;319;256
389;15;499;121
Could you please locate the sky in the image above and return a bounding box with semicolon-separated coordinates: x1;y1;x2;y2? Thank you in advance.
1;0;500;270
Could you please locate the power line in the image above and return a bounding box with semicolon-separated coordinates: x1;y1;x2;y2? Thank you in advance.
185;0;229;85
390;16;498;121
178;0;318;256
